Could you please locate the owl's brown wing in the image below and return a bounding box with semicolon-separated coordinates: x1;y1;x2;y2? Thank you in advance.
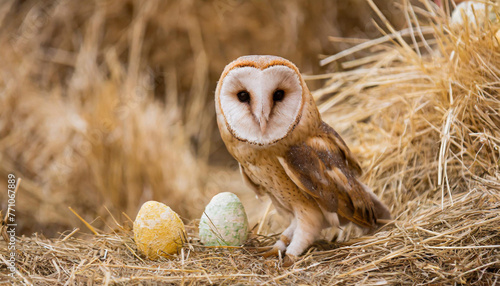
277;122;377;228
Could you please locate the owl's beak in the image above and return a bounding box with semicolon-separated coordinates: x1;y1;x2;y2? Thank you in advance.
257;95;270;134
259;117;268;134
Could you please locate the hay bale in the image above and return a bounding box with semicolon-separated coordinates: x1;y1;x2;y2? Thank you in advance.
317;0;500;221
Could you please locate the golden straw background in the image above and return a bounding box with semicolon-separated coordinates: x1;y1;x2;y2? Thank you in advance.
0;0;499;284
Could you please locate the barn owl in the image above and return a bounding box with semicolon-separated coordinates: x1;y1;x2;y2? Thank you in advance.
215;55;391;266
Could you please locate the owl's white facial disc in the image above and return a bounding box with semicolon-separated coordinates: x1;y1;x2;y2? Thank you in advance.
219;65;303;145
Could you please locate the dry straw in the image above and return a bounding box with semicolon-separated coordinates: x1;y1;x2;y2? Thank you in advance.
1;0;500;284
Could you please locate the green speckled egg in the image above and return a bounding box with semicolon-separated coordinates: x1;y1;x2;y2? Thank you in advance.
199;192;248;246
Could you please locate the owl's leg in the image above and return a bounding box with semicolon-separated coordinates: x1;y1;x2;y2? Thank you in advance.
323;211;343;242
283;210;324;266
261;218;296;258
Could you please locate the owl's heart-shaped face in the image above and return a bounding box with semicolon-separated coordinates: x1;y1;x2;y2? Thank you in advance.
218;64;304;145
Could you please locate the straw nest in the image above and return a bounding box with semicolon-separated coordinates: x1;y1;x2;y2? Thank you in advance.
1;0;500;285
2;187;498;285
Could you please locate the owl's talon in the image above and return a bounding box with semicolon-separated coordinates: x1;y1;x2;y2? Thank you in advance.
260;238;288;258
260;246;282;258
254;246;272;255
282;254;298;267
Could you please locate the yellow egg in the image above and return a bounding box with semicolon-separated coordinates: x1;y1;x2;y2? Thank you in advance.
133;201;185;259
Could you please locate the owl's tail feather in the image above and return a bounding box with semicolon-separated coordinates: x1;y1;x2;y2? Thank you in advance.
359;182;392;229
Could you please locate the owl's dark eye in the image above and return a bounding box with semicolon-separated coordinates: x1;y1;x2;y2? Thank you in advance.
273;89;285;102
237;91;250;103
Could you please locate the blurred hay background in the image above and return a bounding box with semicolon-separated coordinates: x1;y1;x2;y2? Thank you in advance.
1;0;500;284
0;0;406;235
